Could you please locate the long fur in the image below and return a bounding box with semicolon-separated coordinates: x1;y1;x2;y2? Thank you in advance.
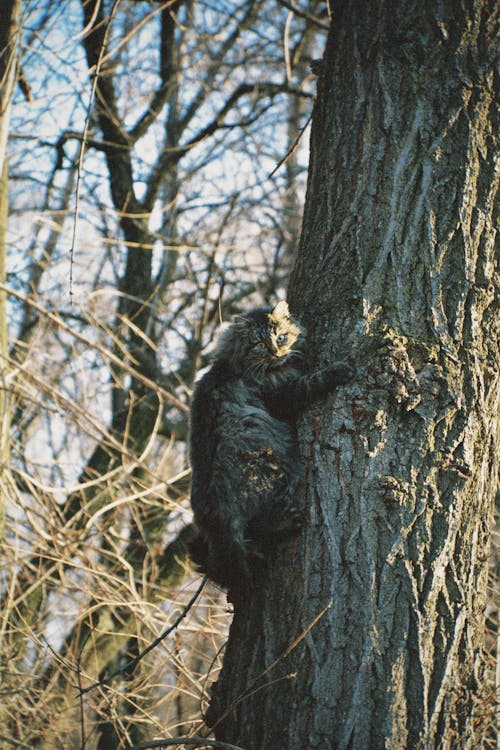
188;301;351;591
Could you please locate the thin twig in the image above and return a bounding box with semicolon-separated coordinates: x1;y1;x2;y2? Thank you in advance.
129;737;243;750
77;576;207;697
76;636;88;749
130;739;245;750
268;111;313;179
276;0;329;29
0;284;187;411
201;641;226;723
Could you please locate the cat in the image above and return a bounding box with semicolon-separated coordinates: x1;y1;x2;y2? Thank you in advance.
188;300;352;593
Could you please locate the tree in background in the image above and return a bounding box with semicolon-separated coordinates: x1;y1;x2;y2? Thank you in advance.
210;2;499;748
0;0;21;537
1;0;328;747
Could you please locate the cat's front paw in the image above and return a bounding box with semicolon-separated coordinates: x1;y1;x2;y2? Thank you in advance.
269;506;304;539
325;360;354;386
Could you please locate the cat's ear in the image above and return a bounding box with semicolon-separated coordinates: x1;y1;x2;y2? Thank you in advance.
270;300;290;322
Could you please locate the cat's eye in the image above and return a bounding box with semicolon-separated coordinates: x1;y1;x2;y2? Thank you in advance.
276;333;288;345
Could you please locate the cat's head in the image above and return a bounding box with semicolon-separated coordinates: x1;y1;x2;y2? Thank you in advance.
214;300;304;377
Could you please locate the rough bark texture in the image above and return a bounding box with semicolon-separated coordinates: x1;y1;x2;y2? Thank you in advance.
210;2;498;749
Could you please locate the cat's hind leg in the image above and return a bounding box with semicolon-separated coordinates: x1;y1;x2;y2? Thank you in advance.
247;471;305;545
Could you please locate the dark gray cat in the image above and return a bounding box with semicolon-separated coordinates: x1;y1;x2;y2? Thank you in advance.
188;300;351;593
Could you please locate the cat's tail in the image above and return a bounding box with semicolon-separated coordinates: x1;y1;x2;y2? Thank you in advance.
187;529;211;574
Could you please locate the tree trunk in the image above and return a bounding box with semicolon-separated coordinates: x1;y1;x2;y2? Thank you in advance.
210;2;498;749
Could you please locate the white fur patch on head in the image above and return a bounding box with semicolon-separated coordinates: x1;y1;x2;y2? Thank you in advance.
269;300;289;323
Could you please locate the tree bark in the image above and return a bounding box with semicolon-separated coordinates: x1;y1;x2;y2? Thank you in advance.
210;2;499;749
